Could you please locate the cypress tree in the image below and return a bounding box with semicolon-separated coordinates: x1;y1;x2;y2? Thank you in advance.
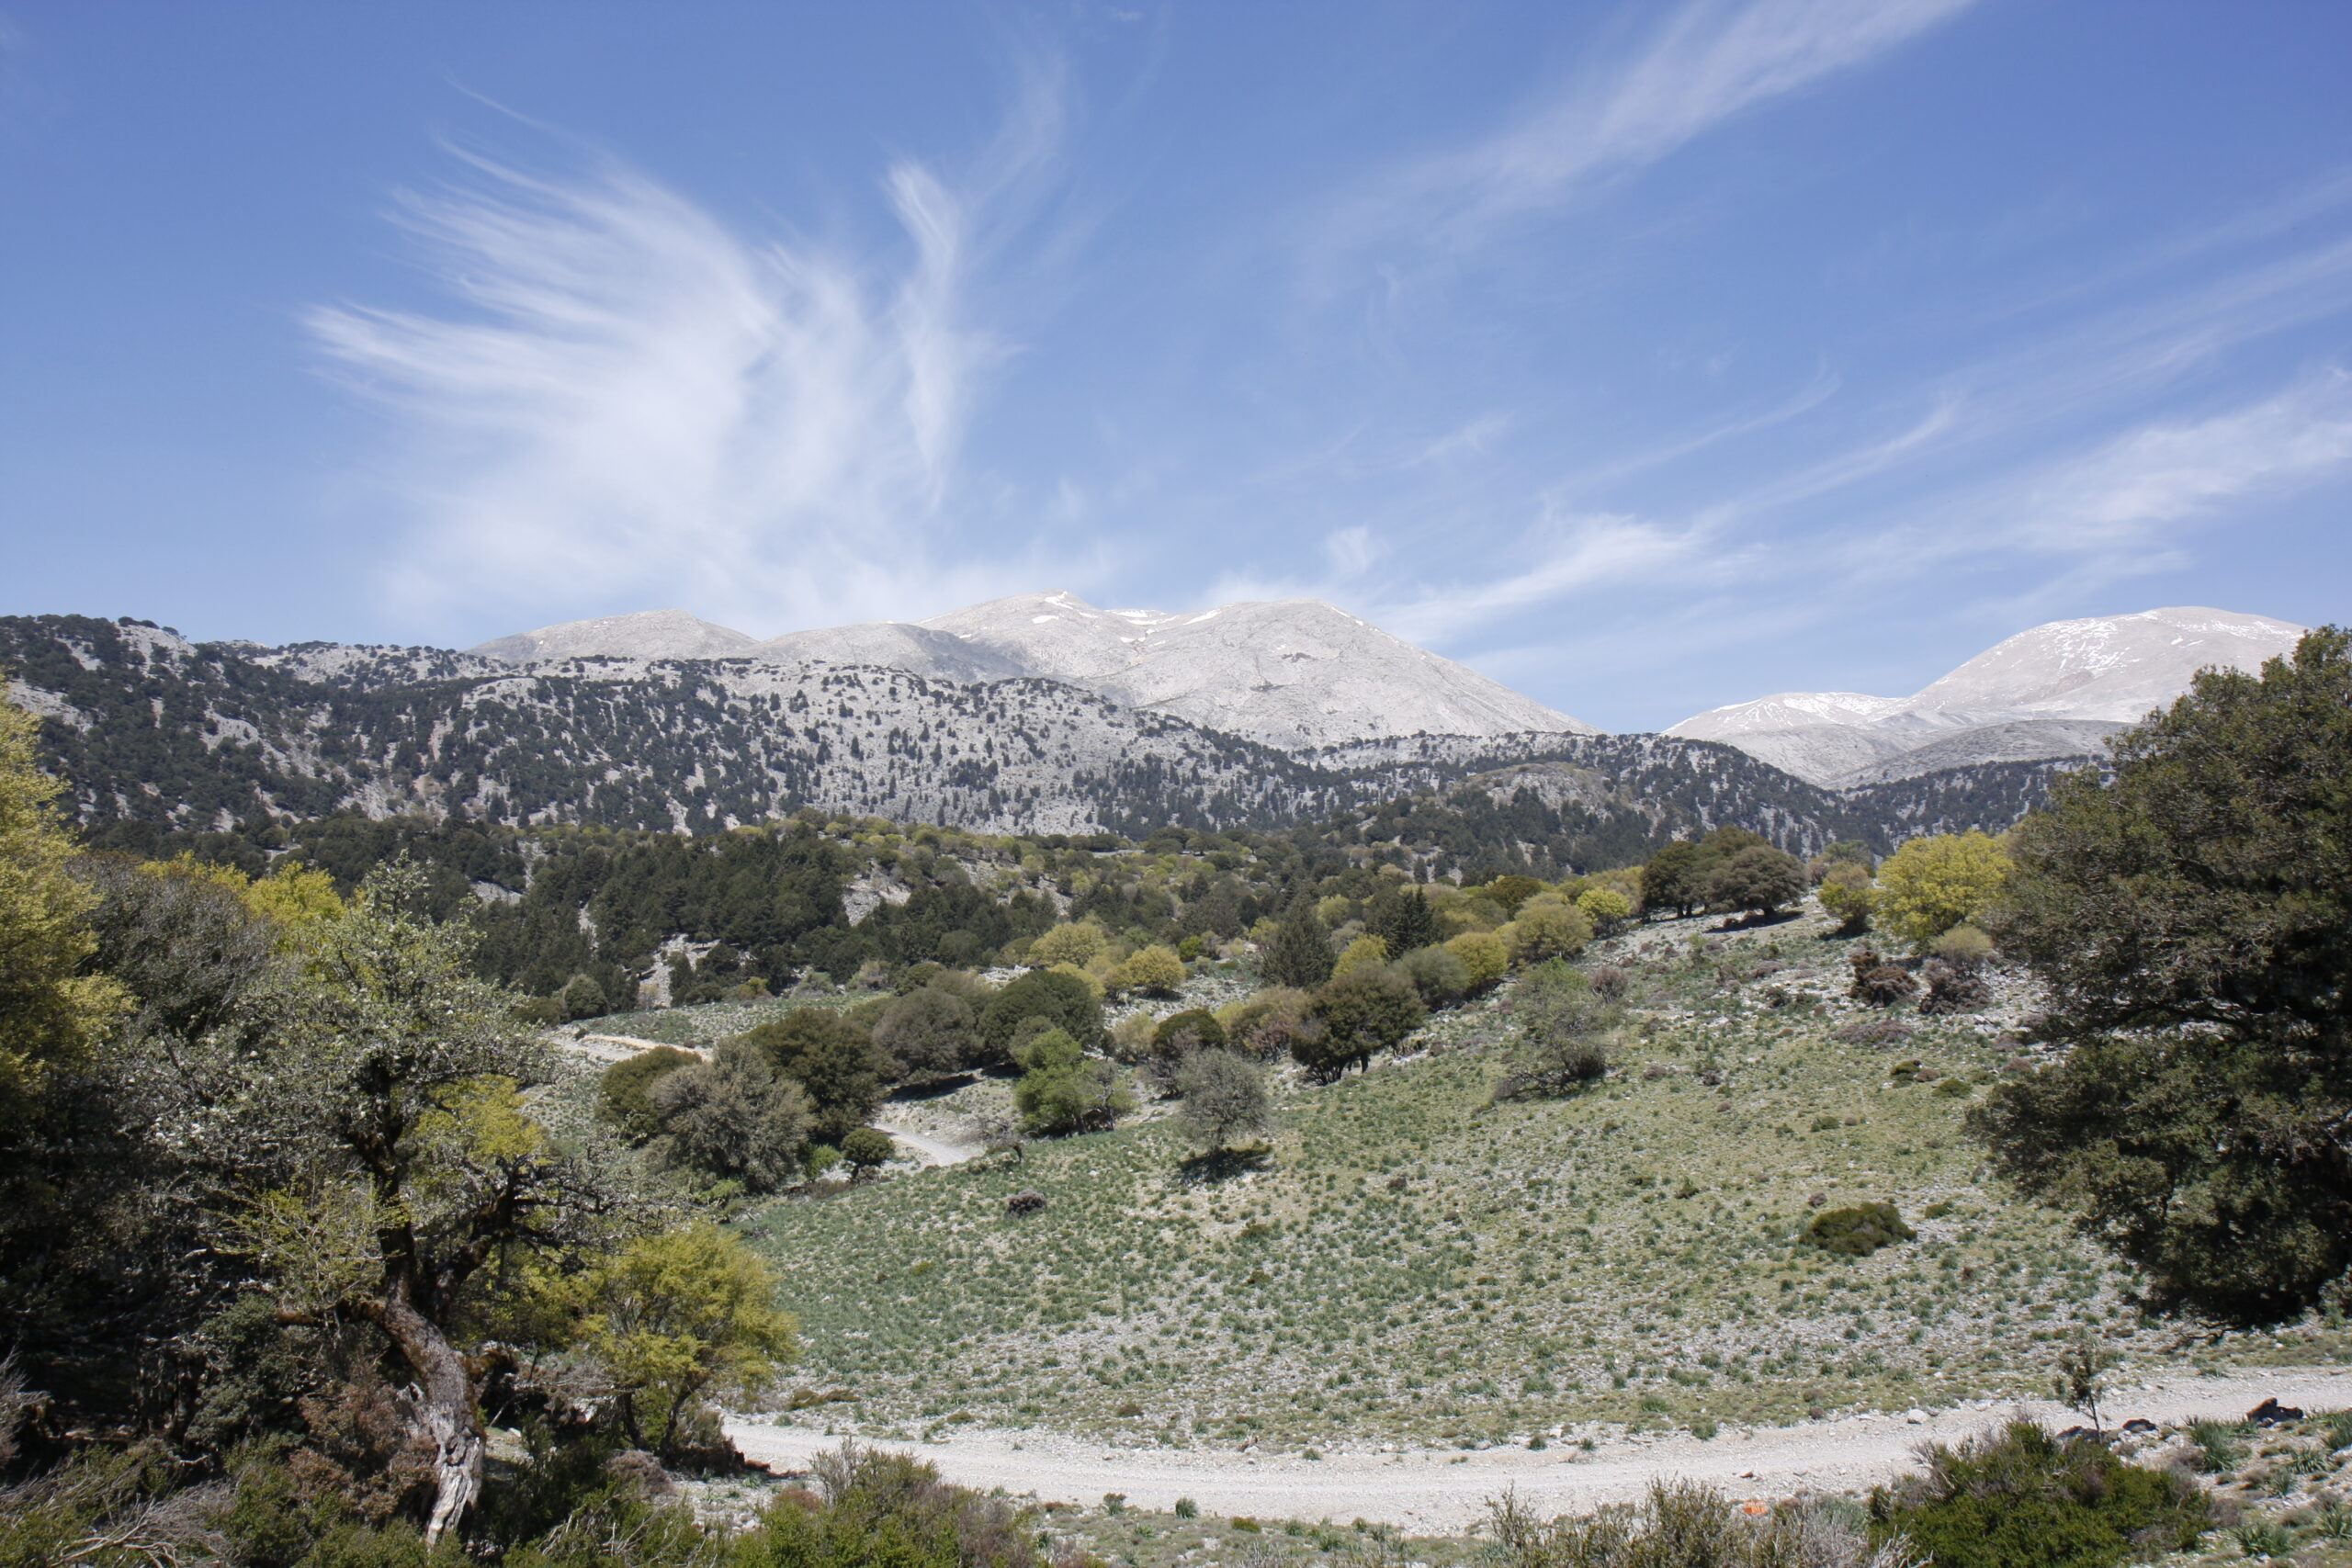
1261;896;1335;989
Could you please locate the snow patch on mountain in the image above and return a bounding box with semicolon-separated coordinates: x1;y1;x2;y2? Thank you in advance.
1668;606;2306;786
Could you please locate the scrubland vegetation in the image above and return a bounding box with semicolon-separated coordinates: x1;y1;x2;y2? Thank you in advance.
2;629;2349;1562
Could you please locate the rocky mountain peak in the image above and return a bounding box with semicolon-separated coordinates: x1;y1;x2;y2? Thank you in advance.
470;608;758;664
1667;605;2308;786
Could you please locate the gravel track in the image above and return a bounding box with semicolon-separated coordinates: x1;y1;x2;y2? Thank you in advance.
729;1369;2352;1532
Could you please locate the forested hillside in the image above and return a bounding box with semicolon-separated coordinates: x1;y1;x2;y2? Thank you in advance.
5;615;2066;849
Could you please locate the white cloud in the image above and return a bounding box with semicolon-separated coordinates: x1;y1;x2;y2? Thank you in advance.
1375;511;1717;643
311;79;1066;637
2011;371;2352;551
1327;0;1975;258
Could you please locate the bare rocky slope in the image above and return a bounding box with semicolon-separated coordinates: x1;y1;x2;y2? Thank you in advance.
6;614;2054;851
1668;606;2306;786
470;591;1592;750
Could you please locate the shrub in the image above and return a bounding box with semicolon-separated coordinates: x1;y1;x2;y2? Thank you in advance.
1112;944;1185;998
1817;861;1875;933
1931;922;1995;967
1849;948;1918;1007
737;1009;893;1145
1804;1201;1916;1258
1333;933;1390;977
1012;1029;1133;1135
840;1126;896;1179
1869;1422;2210;1568
597;1046;700;1141
978;968;1103;1055
749;1442;1038;1568
1028;922;1107;968
1444;931;1510;992
649;1043;813;1192
1298;967;1424;1079
1576;886;1634;934
1502;899;1592;965
1175;1049;1272;1153
1875;831;2014;953
1397;943;1470;1008
1487;1479;1919;1568
1143;1008;1226;1095
1918;960;1990;1015
873;986;981;1080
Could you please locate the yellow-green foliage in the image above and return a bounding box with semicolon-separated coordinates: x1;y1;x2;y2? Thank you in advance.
1444;931;1509;991
1875;832;2014;952
1333;933;1390;977
1029;921;1108;968
1112;944;1185;996
571;1221;798;1452
1576;886;1634;929
1502;897;1592;964
0;696;127;1122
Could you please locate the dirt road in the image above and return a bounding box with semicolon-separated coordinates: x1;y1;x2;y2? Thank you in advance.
729;1369;2352;1532
873;1122;983;1168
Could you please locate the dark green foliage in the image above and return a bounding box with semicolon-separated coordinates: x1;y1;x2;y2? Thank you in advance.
596;1047;700;1141
1261;897;1336;989
1706;843;1808;915
1868;1422;2210;1568
556;973;609;1022
1804;1201;1916;1258
1977;628;2352;1323
871;985;982;1080
840;1126;896;1179
1366;884;1442;955
1299;967;1425;1079
1640;840;1710;919
978;968;1102;1055
1152;1008;1227;1055
736;1011;891;1146
73;855;279;1043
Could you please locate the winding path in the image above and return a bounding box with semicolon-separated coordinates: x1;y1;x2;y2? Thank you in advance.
729;1369;2352;1533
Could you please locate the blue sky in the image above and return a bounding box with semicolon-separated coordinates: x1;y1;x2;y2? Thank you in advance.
2;1;2348;730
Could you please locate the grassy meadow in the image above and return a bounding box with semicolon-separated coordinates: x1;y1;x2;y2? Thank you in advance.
722;911;2349;1452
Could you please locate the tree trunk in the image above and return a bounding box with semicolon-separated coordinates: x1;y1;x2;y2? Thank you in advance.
374;1292;483;1547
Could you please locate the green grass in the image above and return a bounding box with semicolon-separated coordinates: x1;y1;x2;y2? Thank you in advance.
734;917;2350;1451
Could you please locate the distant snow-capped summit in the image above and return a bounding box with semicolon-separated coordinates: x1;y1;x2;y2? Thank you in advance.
1668;606;2308;786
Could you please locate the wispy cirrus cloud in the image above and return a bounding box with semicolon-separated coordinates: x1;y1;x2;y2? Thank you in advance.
1321;0;1976;262
2004;370;2352;555
311;70;1068;637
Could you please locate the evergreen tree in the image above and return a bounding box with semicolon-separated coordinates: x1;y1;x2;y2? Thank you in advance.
1973;628;2352;1324
1261;897;1335;988
1367;884;1442;954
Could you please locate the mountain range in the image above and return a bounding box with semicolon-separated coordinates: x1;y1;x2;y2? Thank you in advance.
1664;606;2307;785
0;594;2309;856
469;590;1589;750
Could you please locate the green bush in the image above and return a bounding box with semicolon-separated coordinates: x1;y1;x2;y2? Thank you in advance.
1868;1422;2210;1568
978;968;1103;1056
597;1046;701;1140
1804;1201;1916;1258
